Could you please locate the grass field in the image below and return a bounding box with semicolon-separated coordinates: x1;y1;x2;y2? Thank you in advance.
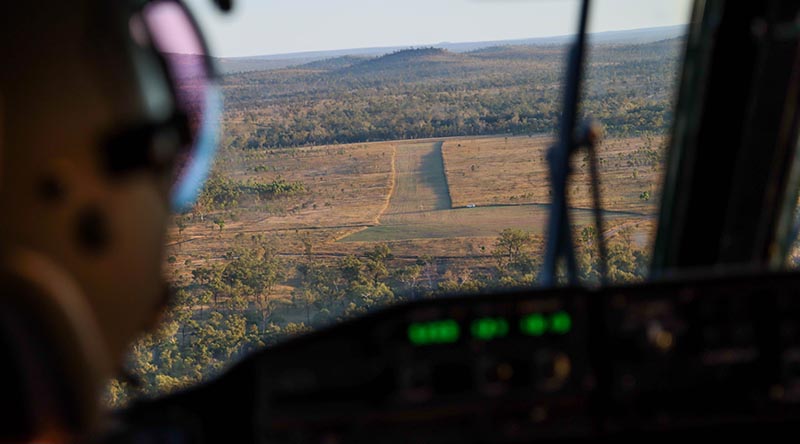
344;204;651;242
169;141;394;261
341;136;656;243
381;141;452;218
442;135;664;214
343;141;454;242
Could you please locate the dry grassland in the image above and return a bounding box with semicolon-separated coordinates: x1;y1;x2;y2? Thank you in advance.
442;135;664;215
166;135;663;294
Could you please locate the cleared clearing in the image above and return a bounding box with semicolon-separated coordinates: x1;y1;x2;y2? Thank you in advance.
342;141;453;242
442;135;664;215
381;141;452;219
341;137;654;243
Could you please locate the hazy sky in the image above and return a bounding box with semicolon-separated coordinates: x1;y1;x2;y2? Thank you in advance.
184;0;693;58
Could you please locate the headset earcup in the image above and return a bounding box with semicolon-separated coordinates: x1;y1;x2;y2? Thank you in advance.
0;249;113;438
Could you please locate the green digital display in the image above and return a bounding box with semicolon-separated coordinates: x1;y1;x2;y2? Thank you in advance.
409;311;572;346
408;320;460;345
520;311;572;336
520;313;547;336
550;311;572;334
471;317;509;340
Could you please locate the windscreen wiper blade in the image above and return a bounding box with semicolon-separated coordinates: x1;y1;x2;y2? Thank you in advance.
541;0;608;286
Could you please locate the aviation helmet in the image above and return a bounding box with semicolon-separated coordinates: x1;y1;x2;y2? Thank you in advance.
0;0;220;437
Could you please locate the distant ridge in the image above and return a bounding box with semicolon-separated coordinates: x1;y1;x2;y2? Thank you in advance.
216;25;686;74
295;55;369;70
333;48;473;77
302;37;684;80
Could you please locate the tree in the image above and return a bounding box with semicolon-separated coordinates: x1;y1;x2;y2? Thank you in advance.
176;217;188;244
416;255;436;290
339;255;367;286
364;244;393;284
214;217;226;233
192;266;223;305
580;226;598;246
292;287;317;325
394;264;422;300
493;228;537;276
299;232;314;259
193;190;213;222
221;246;285;332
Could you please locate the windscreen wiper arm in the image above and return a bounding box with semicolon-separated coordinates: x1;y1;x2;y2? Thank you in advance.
541;0;608;287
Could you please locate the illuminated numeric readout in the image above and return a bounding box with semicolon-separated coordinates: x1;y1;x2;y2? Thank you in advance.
520;311;572;336
408;320;460;345
408;311;572;345
471;317;509;340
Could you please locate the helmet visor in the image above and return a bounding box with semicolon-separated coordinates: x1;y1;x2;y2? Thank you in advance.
141;0;222;211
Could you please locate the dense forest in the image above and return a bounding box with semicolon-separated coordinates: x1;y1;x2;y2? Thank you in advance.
221;39;682;149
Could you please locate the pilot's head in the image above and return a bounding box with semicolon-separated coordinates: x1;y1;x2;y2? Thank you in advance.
0;0;220;439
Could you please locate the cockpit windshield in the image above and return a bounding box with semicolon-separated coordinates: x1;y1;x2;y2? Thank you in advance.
110;0;693;405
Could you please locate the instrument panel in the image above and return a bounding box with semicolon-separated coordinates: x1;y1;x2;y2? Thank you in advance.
115;271;800;443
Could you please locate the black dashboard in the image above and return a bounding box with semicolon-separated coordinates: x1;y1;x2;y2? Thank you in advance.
110;271;800;443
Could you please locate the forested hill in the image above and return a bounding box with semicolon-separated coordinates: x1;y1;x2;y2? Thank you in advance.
220;38;685;149
295;55;369;71
213;25;685;74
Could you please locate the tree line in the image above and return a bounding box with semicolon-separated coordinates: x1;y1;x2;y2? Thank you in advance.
220;40;682;149
109;228;648;404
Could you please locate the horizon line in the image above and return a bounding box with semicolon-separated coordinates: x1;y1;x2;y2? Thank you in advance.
209;23;687;59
